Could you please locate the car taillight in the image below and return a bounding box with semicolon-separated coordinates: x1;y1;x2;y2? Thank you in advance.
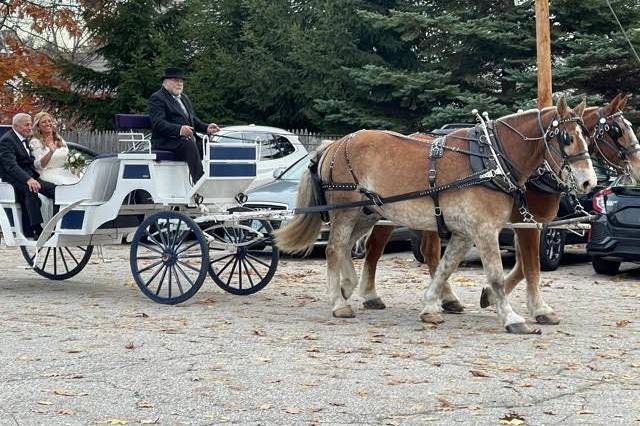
592;187;613;213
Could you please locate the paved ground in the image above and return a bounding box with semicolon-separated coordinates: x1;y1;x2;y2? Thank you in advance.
0;244;638;426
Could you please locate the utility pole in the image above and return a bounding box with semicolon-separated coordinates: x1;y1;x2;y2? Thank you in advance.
535;0;552;108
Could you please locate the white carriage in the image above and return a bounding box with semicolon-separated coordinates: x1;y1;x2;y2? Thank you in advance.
0;114;280;304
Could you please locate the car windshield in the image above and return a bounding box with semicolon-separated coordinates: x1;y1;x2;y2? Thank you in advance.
280;155;310;180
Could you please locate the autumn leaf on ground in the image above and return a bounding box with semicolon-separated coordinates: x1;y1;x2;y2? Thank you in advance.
259;403;272;410
104;419;128;425
499;412;525;425
284;407;301;414
140;419;159;425
436;396;452;409
616;320;630;328
355;387;368;397
37;401;53;405
254;329;267;336
53;388;89;396
58;408;74;415
470;369;490;378
136;400;153;409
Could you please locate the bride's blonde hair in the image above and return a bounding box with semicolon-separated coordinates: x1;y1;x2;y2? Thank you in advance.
32;112;65;148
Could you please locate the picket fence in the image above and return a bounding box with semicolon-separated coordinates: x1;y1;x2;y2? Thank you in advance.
60;129;341;154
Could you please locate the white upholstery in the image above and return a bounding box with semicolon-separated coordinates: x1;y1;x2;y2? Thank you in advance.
56;157;121;205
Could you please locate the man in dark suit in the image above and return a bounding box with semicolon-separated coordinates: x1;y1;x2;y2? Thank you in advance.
0;113;56;238
147;67;219;183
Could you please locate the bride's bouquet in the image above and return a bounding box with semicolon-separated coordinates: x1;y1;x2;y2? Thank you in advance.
64;149;87;175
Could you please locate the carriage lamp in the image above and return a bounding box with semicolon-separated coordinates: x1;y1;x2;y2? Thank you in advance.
235;192;248;204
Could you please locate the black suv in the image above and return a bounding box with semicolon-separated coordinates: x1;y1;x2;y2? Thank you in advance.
587;175;640;274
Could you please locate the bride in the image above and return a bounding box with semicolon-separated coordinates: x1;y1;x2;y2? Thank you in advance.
30;112;80;185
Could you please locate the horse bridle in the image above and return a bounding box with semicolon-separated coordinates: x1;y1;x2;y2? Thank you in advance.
497;110;591;190
591;108;640;173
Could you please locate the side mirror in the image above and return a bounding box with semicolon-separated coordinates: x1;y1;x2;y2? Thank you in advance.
272;167;286;179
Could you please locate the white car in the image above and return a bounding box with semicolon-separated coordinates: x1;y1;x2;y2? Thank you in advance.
211;125;308;189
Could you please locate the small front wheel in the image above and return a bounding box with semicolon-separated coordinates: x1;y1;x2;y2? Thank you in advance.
130;211;209;304
204;219;279;295
539;228;564;271
21;245;93;280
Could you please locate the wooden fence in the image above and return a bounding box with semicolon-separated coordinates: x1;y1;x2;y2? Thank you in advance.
60;129;342;154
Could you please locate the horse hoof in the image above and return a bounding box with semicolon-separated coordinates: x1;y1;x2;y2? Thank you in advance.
505;323;542;335
333;305;355;318
480;287;492;309
442;300;464;313
420;312;444;324
363;298;386;310
535;313;560;325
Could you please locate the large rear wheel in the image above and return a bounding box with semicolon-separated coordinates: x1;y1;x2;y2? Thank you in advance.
130;211;209;304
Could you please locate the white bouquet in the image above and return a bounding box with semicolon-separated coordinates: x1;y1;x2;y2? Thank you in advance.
64;149;87;175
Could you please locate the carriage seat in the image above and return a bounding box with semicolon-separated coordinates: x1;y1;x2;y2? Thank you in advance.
55;156;121;205
0;180;16;203
152;150;177;161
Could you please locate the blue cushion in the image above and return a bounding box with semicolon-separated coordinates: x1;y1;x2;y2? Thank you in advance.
115;114;152;130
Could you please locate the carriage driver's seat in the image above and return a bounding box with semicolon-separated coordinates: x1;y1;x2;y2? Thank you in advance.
114;114;177;161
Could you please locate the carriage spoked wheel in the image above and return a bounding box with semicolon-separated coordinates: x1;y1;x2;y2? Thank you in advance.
130;211;209;304
203;219;279;295
21;245;93;280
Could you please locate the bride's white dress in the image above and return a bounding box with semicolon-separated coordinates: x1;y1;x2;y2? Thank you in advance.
30;138;81;185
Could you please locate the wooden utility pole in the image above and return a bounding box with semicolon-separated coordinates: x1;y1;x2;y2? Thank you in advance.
535;0;552;108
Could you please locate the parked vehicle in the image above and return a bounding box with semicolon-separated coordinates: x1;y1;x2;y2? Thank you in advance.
587;175;640;275
243;154;414;257
212;125;308;189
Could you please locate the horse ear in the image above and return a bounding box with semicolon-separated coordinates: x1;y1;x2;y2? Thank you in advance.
556;96;568;117
617;93;630;110
574;99;587;117
605;93;622;114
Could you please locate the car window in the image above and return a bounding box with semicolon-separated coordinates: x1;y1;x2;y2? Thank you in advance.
244;132;295;160
280;156;310;180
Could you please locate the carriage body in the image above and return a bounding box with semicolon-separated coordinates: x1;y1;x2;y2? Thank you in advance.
0;114;280;303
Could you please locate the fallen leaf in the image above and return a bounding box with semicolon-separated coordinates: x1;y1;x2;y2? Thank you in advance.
284;407;301;414
135;312;149;318
470;370;490;378
66;349;82;354
58;408;74;415
53;389;89;397
616;320;630;328
436;396;452;409
140;419;159;425
254;329;267;337
136;400;153;409
259;403;272;410
125;342;137;350
355;388;368;397
329;401;345;406
37;401;53;405
499;413;525;425
303;333;318;340
105;419;128;425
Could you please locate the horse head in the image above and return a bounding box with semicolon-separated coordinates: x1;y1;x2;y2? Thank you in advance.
583;93;640;181
542;96;597;194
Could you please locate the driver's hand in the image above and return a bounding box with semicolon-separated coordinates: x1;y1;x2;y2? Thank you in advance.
180;125;194;137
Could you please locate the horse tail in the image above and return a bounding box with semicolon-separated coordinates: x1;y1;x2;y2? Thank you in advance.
274;142;333;254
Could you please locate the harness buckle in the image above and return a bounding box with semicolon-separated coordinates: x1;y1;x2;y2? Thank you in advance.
434;206;442;216
428;169;437;181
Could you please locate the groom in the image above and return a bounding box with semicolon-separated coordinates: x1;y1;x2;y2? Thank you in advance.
0;113;56;239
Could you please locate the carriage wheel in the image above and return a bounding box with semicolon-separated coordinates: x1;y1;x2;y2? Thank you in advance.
130;211;209;305
21;245;93;280
204;219;279;295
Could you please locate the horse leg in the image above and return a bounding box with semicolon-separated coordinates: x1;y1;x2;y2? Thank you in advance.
516;228;559;324
326;212;359;318
422;231;464;313
480;234;525;308
420;234;472;324
474;231;536;334
340;217;378;301
358;225;393;310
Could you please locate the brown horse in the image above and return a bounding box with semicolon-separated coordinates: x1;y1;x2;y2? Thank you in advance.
358;94;640;325
275;97;597;333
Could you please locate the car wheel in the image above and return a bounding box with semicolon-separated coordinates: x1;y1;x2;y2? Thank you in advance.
411;236;425;263
592;256;621;275
351;236;367;259
539;228;564;271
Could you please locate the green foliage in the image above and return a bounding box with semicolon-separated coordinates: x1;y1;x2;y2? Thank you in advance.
32;0;640;132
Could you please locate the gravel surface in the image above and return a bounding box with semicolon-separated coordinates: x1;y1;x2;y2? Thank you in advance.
0;245;638;425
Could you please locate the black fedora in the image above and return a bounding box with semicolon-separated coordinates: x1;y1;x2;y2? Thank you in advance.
162;67;186;81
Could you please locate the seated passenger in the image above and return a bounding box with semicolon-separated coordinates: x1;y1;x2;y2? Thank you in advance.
29;112;80;185
0;113;56;239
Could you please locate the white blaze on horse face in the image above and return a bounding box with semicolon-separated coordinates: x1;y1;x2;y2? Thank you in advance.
620;121;640;181
567;124;597;194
